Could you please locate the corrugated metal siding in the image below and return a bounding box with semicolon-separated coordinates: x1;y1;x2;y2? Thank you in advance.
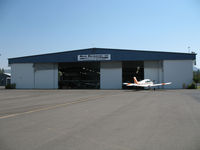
8;48;196;64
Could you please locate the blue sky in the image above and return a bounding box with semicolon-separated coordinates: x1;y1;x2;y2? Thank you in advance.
0;0;199;69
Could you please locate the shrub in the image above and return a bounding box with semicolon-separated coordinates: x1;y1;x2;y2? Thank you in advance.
187;82;197;89
182;83;186;89
5;83;16;89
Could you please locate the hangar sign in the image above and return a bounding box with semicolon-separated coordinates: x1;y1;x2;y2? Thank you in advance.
78;54;111;61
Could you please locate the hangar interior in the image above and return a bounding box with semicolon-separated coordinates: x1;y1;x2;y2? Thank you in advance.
122;61;144;89
58;62;100;89
8;48;196;89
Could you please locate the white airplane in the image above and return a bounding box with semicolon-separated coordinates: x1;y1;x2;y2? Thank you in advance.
123;77;171;87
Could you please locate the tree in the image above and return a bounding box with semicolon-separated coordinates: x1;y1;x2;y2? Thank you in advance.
0;68;5;74
193;71;200;83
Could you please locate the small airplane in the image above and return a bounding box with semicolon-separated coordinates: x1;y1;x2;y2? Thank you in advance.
123;77;171;88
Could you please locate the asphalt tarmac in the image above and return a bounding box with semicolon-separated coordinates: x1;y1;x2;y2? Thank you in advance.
0;89;200;150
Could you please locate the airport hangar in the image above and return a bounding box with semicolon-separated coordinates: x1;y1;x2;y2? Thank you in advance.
8;48;196;89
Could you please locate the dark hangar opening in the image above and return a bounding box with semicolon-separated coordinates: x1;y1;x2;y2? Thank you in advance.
58;62;100;89
122;61;144;89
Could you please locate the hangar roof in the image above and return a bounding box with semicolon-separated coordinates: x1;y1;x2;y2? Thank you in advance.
8;48;196;64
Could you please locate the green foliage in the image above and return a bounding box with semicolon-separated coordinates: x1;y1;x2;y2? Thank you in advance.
58;71;63;81
182;83;186;89
0;68;5;74
5;83;16;89
193;71;200;83
187;82;197;89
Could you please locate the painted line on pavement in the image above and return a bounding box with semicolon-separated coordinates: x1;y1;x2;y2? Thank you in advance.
0;95;105;120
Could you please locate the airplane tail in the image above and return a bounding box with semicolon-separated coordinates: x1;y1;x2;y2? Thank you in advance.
133;77;139;84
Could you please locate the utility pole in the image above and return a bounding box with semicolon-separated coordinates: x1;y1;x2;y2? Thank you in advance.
188;46;191;53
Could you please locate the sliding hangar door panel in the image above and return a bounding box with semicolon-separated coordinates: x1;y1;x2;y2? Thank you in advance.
11;63;34;89
144;61;163;85
100;62;122;89
34;63;58;89
163;60;193;89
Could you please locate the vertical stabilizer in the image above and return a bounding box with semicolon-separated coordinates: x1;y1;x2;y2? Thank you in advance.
133;77;139;84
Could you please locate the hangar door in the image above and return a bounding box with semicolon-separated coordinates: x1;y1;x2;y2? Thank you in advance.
58;62;100;89
34;63;58;89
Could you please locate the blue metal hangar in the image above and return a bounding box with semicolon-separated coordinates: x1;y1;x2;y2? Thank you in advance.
8;48;196;89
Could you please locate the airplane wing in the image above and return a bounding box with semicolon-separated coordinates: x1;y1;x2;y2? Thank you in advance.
123;83;150;87
123;83;137;86
123;83;130;85
151;82;172;87
123;81;171;87
123;83;134;86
